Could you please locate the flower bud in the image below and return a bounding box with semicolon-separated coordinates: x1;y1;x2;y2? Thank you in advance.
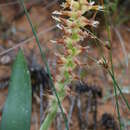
97;57;109;69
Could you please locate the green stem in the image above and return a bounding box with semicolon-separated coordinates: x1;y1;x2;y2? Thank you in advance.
108;70;122;129
19;0;69;130
40;84;67;130
108;70;130;110
105;9;122;129
40;102;58;130
107;25;129;129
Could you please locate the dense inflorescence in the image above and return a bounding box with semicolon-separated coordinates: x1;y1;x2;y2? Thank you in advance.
52;0;103;97
40;1;103;130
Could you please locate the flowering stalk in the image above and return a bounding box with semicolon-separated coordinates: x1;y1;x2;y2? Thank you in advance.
40;1;103;130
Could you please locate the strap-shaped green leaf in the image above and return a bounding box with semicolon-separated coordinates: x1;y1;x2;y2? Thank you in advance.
0;50;32;130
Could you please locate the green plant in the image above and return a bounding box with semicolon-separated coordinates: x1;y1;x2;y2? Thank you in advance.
102;1;130;129
40;0;103;129
0;50;32;130
0;0;129;130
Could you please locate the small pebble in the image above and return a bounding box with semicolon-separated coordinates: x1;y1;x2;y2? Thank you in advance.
0;55;11;65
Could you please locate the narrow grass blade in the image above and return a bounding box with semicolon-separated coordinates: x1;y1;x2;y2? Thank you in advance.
19;0;69;130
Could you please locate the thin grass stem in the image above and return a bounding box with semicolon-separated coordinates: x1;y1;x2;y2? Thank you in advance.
103;2;123;129
19;0;69;130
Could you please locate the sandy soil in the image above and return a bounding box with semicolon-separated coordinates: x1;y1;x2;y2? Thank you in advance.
0;1;130;130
